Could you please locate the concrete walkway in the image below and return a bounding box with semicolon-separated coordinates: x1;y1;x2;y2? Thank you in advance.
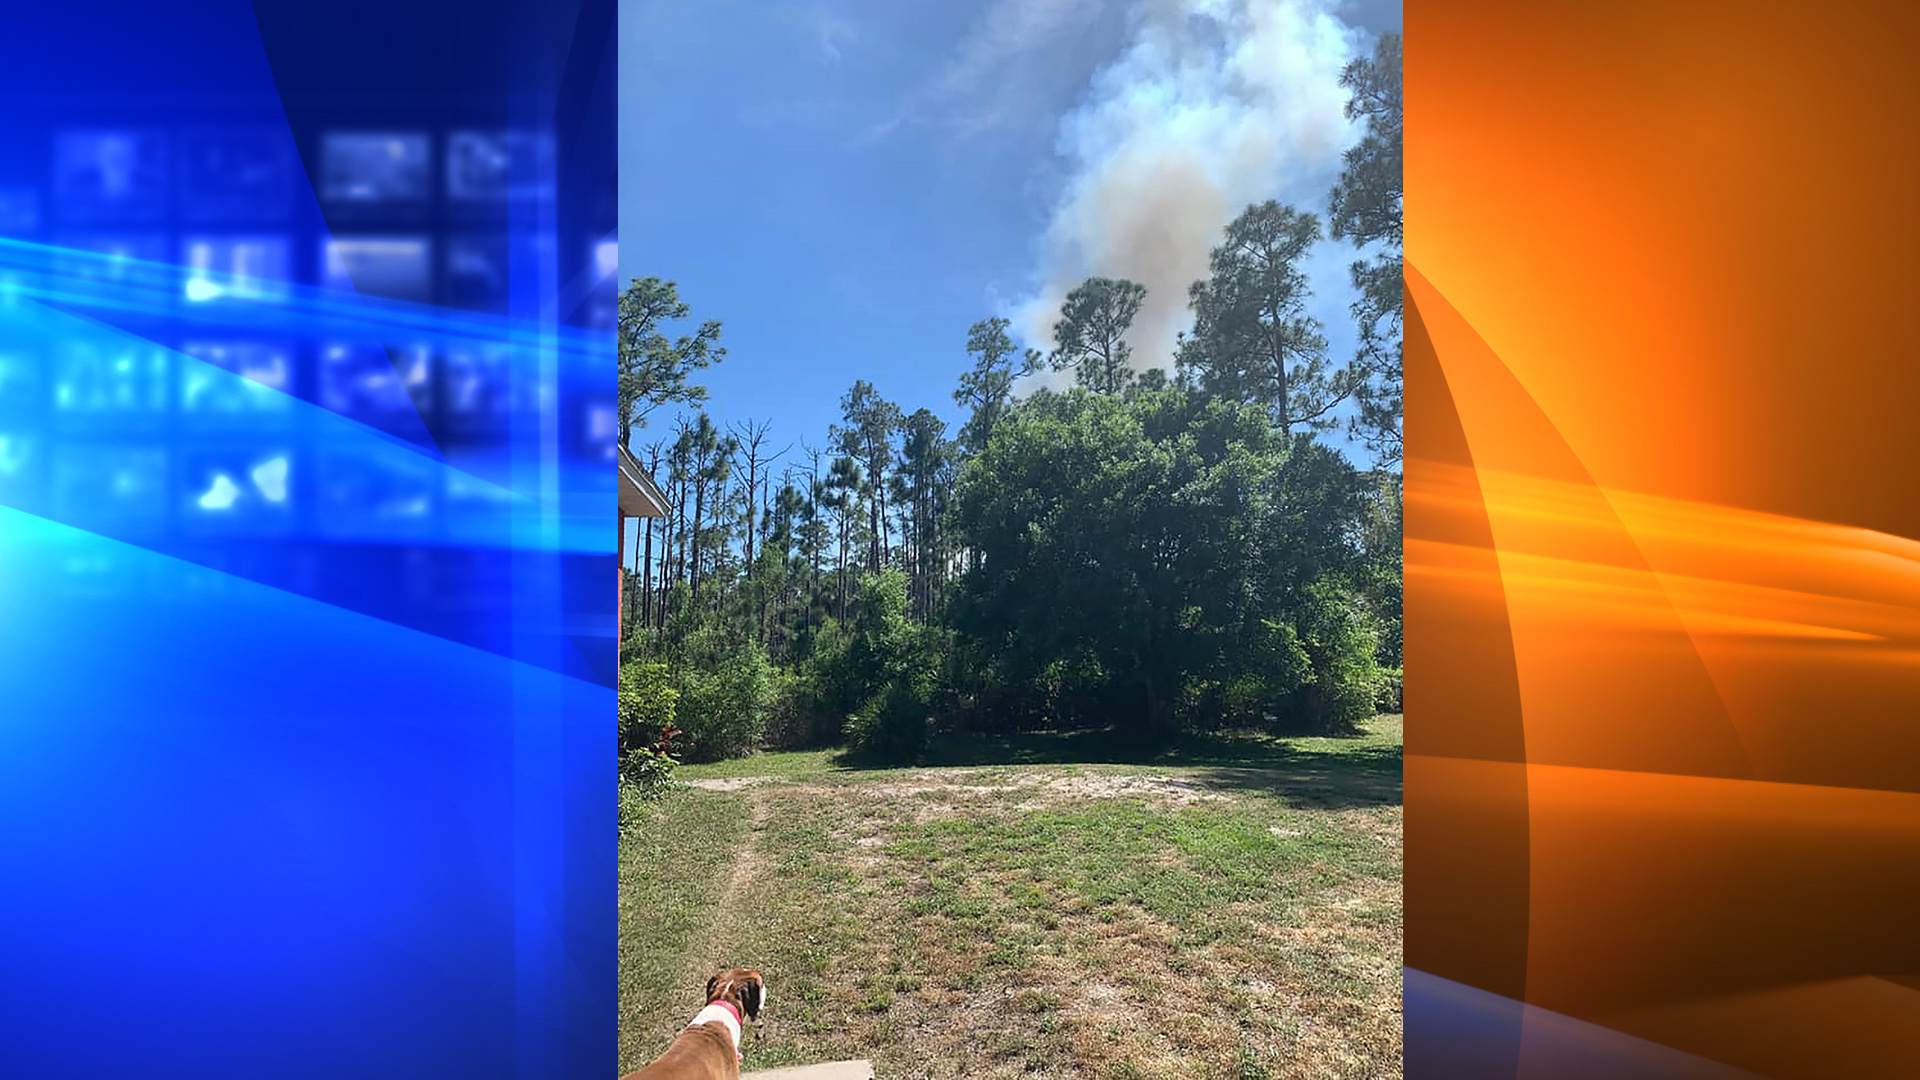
741;1063;874;1080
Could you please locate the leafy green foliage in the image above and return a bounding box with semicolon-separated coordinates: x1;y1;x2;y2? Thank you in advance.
815;571;944;762
619;750;679;807
1330;32;1404;464
1285;578;1383;734
618;661;678;755
1375;667;1404;715
956;317;1041;454
1177;201;1352;434
894;408;954;623
623;187;1401;763
951;385;1386;737
1356;472;1402;668
1329;33;1403;253
617;660;679;801
957;387;1272;734
617;277;726;447
836;381;903;574
668;626;777;762
847;677;934;763
1049;277;1147;395
783;616;858;746
759;665;809;750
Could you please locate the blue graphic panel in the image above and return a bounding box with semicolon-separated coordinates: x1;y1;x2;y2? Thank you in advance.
0;2;618;1077
1404;969;1771;1079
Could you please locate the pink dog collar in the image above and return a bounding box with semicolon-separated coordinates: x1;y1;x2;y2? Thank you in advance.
688;999;745;1063
714;1000;743;1062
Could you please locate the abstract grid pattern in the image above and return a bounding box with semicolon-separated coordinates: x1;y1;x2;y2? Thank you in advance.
1404;2;1920;1076
0;3;619;1078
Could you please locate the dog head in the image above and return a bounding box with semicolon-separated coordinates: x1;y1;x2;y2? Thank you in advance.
704;967;766;1023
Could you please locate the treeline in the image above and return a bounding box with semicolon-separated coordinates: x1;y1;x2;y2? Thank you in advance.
618;35;1402;770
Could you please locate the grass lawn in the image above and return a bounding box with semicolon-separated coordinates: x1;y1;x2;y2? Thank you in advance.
619;716;1402;1080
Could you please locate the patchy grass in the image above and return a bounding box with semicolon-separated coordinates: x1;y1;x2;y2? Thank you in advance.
621;715;1402;1080
617;787;752;1069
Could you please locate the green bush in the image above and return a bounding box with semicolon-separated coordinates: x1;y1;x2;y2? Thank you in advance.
846;678;932;762
826;571;944;762
760;666;810;750
1231;618;1313;729
1032;649;1111;729
1375;667;1403;714
791;617;860;746
670;625;776;762
618;661;678;758
1287;579;1383;734
617;660;679;803
619;746;678;803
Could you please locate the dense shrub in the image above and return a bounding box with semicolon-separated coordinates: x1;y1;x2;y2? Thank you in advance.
617;661;679;801
1194;618;1311;730
1373;667;1403;714
824;571;944;761
1285;578;1383;734
669;625;776;761
620;383;1400;757
618;661;678;757
792;617;860;746
759;666;809;750
847;677;933;762
1033;650;1113;730
951;389;1309;738
618;746;678;803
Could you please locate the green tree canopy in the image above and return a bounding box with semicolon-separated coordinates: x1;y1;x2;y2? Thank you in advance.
1330;32;1404;464
834;380;903;573
952;384;1380;737
1177;201;1352;435
618;277;726;448
1050;277;1147;396
955;316;1041;454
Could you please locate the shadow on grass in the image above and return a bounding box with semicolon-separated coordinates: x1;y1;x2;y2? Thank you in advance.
1182;752;1401;809
829;726;1403;809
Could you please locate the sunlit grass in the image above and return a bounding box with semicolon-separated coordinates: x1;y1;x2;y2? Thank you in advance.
621;715;1402;1079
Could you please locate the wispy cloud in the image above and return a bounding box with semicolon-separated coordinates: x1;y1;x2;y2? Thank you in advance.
859;0;1125;145
791;3;859;65
934;0;1107;107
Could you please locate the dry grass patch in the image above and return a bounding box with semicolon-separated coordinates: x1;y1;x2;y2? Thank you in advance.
621;717;1401;1079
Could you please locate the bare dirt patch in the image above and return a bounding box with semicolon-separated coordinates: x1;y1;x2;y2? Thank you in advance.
683;776;777;791
835;769;1229;812
1030;773;1226;805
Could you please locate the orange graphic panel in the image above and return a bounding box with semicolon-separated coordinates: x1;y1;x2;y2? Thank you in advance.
1407;4;1920;1074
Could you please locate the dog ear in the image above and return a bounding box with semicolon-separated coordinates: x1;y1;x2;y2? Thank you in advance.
741;972;764;1022
705;973;720;1004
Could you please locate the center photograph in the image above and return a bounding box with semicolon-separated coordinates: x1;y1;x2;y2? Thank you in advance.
613;2;1405;1077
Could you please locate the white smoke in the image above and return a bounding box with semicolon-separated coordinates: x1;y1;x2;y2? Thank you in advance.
1008;0;1362;377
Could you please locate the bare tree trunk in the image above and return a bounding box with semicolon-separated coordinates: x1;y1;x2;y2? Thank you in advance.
641;515;654;634
698;470;714;607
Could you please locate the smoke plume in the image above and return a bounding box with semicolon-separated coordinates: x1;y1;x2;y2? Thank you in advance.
1010;0;1360;375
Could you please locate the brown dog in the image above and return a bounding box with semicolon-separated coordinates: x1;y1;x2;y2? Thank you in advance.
620;968;766;1080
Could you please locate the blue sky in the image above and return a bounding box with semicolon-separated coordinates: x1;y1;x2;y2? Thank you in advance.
619;0;1400;478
